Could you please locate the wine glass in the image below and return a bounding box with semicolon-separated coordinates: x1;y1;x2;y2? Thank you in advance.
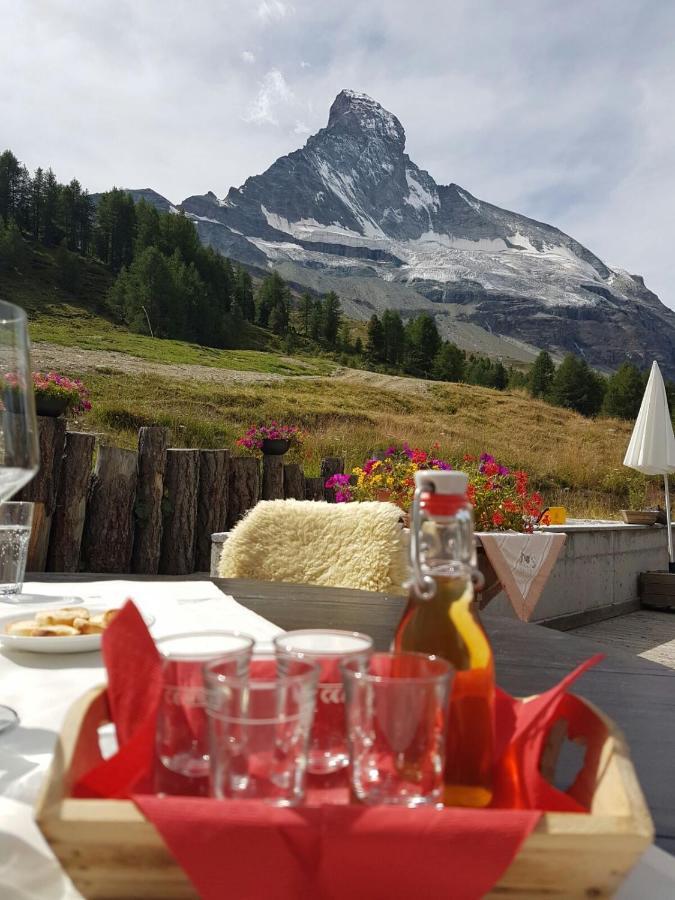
0;300;39;732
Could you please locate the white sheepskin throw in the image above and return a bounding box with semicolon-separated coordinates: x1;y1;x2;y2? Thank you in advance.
218;499;408;593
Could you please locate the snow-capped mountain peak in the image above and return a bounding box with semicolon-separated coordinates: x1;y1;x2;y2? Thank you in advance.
175;90;674;377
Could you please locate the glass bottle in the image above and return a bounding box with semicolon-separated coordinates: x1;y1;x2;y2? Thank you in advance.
394;469;495;808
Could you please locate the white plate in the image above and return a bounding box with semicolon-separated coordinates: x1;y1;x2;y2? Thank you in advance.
0;606;155;654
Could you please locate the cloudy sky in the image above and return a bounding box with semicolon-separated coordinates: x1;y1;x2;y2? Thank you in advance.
2;0;674;309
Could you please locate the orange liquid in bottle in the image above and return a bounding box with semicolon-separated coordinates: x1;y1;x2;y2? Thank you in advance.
394;574;495;807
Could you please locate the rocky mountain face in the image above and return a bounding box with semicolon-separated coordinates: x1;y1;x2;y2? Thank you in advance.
152;90;675;376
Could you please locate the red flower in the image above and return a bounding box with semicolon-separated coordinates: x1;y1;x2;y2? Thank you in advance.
492;511;505;527
483;461;500;477
503;499;518;513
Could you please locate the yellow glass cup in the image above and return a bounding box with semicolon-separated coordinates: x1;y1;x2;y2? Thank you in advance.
547;507;567;525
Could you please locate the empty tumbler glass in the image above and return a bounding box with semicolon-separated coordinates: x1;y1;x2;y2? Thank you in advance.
205;653;319;806
342;652;453;807
155;631;255;795
274;629;373;773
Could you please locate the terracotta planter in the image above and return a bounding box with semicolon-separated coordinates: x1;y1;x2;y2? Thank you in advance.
261;438;289;456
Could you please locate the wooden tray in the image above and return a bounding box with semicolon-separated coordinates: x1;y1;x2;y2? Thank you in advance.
35;686;653;899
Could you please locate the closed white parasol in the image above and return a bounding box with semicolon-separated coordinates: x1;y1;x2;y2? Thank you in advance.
623;361;675;569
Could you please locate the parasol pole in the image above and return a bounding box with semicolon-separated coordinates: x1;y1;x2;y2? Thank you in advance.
666;474;675;572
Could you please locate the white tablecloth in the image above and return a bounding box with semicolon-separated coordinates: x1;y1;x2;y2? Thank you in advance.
0;579;673;899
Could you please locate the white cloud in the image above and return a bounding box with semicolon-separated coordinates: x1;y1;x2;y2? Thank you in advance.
244;69;293;126
2;0;674;310
256;1;292;24
300;60;311;69
241;50;255;64
293;120;310;134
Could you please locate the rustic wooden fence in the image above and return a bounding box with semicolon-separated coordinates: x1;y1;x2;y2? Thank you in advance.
18;419;345;575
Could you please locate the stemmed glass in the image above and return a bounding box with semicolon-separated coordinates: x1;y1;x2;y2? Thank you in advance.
0;300;39;732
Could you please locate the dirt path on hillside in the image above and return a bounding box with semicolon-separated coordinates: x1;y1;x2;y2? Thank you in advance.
31;342;433;395
31;342;287;385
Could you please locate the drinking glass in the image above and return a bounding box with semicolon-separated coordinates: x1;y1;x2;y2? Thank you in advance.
274;629;373;773
0;300;39;733
342;652;453;807
205;653;319;807
0;501;34;600
154;631;255;795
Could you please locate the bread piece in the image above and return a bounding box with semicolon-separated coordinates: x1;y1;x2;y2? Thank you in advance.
74;617;105;634
35;607;89;626
31;624;79;637
102;608;120;625
6;619;39;636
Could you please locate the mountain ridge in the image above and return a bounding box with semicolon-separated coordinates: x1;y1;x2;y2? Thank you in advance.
125;89;675;377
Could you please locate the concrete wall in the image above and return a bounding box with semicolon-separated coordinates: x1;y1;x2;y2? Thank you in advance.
212;523;672;628
483;524;671;627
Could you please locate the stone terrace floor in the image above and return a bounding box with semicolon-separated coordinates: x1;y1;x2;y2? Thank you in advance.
571;609;675;670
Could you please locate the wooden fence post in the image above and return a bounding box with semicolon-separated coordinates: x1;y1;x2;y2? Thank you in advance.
284;463;305;500
262;454;284;500
320;457;344;502
159;449;200;575
18;416;67;571
227;457;260;529
132;426;168;575
81;446;138;573
47;431;96;572
195;449;230;572
304;477;325;500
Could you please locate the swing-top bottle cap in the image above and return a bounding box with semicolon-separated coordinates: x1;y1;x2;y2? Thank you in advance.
414;470;468;496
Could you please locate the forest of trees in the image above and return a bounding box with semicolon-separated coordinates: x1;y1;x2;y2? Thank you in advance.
526;350;674;421
1;148;671;420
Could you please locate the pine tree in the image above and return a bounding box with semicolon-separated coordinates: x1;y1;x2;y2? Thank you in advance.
322;291;341;346
0;150;22;223
299;293;313;336
465;356;495;387
493;361;508;390
404;313;441;377
135;199;161;253
354;336;363;356
602;362;646;420
309;299;323;342
55;238;80;293
0;221;25;271
159;210;201;263
233;266;255;322
94;188;136;270
31;167;45;240
366;314;385;363
549;354;606;416
338;322;352;352
529;351;555;398
382;310;405;366
42;168;62;246
432;342;465;382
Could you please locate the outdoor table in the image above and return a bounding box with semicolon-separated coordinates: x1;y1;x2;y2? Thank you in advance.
1;574;674;898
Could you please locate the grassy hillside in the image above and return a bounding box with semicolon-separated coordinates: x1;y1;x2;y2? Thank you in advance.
71;367;649;518
1;239;657;518
0;243;334;376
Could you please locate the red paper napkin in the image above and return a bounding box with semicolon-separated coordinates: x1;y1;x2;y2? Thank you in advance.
73;600;605;900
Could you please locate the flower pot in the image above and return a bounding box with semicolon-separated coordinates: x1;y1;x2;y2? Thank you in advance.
261;438;290;456
35;395;69;418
